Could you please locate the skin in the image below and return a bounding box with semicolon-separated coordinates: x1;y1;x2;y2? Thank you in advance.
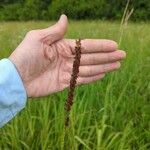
9;15;126;98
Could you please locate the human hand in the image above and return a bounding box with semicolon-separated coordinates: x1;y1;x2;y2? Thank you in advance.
9;15;126;97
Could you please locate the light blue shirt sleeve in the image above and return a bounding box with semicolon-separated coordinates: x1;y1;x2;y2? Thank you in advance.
0;58;27;128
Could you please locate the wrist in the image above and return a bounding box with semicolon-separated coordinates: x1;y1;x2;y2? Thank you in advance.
9;56;29;97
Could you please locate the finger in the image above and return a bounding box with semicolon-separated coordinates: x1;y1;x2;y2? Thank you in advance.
77;73;105;85
66;39;118;54
78;62;121;77
40;14;68;44
80;50;126;65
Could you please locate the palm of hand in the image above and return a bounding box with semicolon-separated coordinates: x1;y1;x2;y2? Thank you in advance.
10;33;74;97
25;38;75;97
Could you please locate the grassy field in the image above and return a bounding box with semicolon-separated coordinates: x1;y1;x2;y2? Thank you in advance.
0;21;150;150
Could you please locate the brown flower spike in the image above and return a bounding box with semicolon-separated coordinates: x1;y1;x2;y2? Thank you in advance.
65;39;81;127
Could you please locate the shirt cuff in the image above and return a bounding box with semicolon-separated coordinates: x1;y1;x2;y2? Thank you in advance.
0;58;27;128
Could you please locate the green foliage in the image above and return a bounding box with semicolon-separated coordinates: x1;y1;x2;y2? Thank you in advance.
48;0;121;20
0;0;149;20
0;0;51;21
131;0;150;21
0;3;21;20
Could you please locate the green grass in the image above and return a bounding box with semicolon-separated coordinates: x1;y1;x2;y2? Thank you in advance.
0;21;150;150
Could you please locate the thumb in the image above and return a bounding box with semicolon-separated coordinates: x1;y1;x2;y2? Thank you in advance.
41;14;68;44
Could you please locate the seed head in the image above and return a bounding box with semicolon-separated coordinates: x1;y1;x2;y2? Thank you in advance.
65;39;81;127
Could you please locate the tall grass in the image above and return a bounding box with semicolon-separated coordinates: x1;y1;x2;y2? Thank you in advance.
0;20;150;149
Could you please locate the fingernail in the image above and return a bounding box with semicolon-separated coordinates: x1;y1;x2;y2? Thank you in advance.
116;62;121;68
118;50;126;58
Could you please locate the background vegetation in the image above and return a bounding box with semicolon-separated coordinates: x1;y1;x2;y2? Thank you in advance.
0;20;149;149
0;0;150;21
0;0;150;149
